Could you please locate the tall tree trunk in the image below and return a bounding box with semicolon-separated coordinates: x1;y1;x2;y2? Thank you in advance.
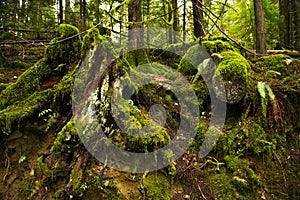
192;0;205;39
254;0;267;54
279;0;291;48
172;0;179;43
292;0;300;51
58;0;63;24
95;0;100;24
65;0;70;24
183;0;186;41
83;0;86;28
128;0;143;65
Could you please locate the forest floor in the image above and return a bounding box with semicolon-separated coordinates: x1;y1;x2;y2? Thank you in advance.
0;25;299;199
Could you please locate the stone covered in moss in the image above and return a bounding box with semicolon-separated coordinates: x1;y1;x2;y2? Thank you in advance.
213;51;250;104
45;24;81;72
202;39;237;55
255;54;298;76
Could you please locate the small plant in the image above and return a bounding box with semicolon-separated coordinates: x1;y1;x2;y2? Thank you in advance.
38;108;57;132
18;155;27;164
257;81;275;117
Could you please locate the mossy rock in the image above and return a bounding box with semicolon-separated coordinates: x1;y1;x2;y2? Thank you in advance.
213;51;250;104
45;24;81;72
202;39;237;55
255;54;299;76
178;44;210;76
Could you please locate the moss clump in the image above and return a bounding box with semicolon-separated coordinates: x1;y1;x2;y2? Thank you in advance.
82;27;108;56
212;51;251;104
202;40;237;55
0;89;52;134
0;58;51;109
45;24;81;72
255;54;296;76
215;51;250;81
141;173;171;199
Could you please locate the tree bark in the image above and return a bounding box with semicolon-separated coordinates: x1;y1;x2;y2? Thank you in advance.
192;0;205;38
128;0;143;65
65;0;71;24
279;0;291;48
58;0;63;24
254;0;267;54
172;0;179;43
292;0;300;51
183;0;186;41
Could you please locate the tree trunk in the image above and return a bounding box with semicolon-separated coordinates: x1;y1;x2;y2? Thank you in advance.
65;0;70;24
254;0;267;54
83;0;86;28
292;0;300;51
128;0;143;65
183;0;186;41
172;0;179;43
279;0;291;48
58;0;63;24
192;0;205;38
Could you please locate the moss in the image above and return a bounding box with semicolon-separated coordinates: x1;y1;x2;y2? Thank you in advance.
57;24;80;38
0;58;51;109
212;51;251;104
50;120;80;153
53;64;78;112
215;51;250;81
0;89;52;134
84;177;126;200
141;172;171;199
45;24;81;72
10;60;28;69
178;44;207;76
202;40;237;55
82;27;108;57
37;156;55;178
0;83;8;93
255;54;294;76
209;156;260;199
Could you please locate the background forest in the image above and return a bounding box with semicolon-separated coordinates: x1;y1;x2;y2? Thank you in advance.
0;0;299;199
